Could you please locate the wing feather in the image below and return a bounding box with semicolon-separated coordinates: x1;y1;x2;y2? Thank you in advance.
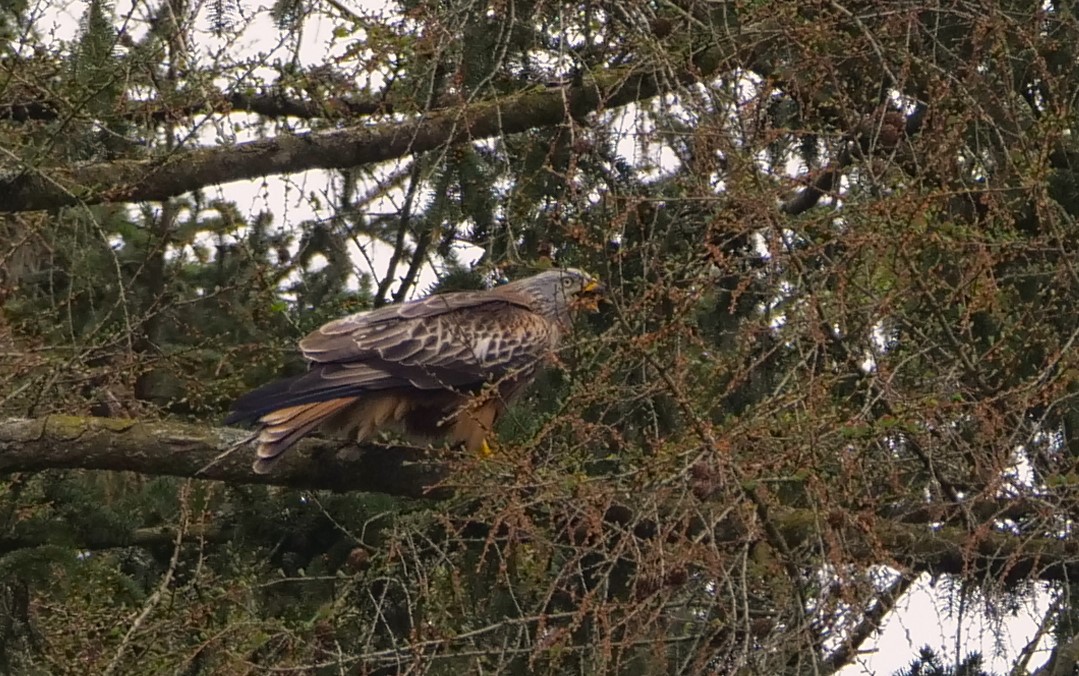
226;294;556;426
303;298;553;370
227;279;586;473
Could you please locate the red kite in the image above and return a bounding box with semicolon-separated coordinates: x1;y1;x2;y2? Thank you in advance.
227;268;604;473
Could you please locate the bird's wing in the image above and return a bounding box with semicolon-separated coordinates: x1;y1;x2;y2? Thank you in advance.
226;291;556;423
299;286;535;364
302;297;557;389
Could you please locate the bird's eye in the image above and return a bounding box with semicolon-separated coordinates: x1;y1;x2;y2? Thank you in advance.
562;277;573;287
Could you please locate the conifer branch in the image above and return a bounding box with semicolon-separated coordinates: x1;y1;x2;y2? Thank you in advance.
0;524;229;555
0;49;726;213
0;89;391;124
0;416;1075;587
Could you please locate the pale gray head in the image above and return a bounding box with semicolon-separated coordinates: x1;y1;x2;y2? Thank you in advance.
502;268;604;324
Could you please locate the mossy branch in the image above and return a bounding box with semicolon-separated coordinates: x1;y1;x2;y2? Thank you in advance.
0;416;1075;586
0;416;449;498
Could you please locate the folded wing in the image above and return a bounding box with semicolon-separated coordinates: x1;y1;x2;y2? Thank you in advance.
226;289;557;472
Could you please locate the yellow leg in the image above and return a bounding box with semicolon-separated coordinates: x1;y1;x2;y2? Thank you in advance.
479;438;494;458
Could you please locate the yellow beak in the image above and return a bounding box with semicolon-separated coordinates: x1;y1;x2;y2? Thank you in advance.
576;279;605;312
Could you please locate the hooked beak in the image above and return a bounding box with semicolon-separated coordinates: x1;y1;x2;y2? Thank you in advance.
582;279;605;295
576;278;606;312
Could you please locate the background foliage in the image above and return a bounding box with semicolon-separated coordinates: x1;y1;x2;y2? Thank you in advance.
2;0;1079;673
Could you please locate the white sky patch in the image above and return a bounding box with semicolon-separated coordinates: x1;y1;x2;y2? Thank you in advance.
839;574;1055;675
605;102;682;181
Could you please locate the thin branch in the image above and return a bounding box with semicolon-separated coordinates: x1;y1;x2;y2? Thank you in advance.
822;574;915;673
101;483;189;676
1032;630;1079;676
0;524;229;555
1014;593;1061;676
780;104;927;216
376;158;425;306
0;89;392;124
780;145;852;216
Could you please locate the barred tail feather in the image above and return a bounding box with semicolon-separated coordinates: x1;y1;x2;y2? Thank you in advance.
251;397;357;474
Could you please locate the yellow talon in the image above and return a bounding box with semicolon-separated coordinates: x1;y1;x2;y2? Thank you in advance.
479;439;494;458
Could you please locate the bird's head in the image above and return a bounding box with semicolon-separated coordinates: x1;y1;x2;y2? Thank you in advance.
508;268;605;322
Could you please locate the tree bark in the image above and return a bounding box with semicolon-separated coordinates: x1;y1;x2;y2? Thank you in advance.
0;416;449;498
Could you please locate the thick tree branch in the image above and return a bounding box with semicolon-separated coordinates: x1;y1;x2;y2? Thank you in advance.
5;416;1072;588
774;509;1079;587
0;416;449;498
0;51;726;213
615;501;1079;588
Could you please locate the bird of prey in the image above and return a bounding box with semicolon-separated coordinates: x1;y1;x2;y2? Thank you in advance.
226;268;604;473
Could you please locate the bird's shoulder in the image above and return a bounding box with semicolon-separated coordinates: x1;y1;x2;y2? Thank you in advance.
316;287;539;334
298;286;553;363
